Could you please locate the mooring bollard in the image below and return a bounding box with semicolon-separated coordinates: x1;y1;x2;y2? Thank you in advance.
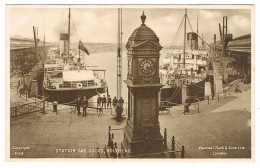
164;128;167;150
53;101;58;114
171;136;176;158
181;145;185;158
108;126;111;147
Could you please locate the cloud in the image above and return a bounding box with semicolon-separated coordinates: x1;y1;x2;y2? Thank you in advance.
8;6;252;45
200;10;222;19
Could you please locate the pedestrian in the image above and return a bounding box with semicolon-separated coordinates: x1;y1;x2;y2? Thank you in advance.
112;96;117;108
17;80;20;94
184;96;191;114
97;95;101;112
118;97;124;106
82;96;88;117
75;96;82;116
102;95;107;110
107;95;112;109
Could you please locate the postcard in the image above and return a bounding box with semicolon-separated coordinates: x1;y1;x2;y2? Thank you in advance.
6;4;254;161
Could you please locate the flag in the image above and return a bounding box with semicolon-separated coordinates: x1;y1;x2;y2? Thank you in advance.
78;41;89;55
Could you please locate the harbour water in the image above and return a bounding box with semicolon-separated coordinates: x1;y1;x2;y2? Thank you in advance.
87;48;168;102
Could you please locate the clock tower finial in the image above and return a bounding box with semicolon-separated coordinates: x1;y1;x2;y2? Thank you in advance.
141;11;146;24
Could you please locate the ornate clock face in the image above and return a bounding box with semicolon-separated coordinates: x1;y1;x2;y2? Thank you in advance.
139;58;155;75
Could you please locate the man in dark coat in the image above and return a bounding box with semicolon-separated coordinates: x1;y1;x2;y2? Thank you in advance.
118;97;124;106
102;95;107;110
82;96;88;117
75;96;82;116
107;95;112;109
112;96;117;108
184;96;191;114
97;95;101;112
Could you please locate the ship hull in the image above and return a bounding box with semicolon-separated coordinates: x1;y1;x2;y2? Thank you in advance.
43;86;106;104
160;75;214;105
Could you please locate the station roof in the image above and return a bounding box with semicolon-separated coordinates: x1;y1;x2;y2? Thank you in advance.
10;36;53;50
227;34;251;53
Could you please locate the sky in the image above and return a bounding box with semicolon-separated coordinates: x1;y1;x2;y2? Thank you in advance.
8;5;252;47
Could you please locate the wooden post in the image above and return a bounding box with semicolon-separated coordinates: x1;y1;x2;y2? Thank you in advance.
114;142;117;158
26;91;28;101
208;96;209;105
108;126;111;147
43;99;45;114
197;103;200;113
218;93;219;102
105;145;108;158
111;139;114;157
164;128;167;150
171;136;176;158
181;145;185;158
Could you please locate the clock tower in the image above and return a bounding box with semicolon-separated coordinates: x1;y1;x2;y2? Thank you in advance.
123;11;164;156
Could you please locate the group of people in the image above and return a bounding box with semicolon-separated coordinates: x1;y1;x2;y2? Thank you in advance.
96;95;124;110
73;95;125;117
74;96;88;117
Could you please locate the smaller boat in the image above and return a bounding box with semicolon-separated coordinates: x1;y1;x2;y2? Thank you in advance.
42;9;107;104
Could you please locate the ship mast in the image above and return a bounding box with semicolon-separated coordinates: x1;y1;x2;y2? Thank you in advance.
68;8;71;57
183;9;187;70
117;8;123;99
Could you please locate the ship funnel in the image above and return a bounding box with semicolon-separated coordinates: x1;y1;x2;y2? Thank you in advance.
187;32;198;50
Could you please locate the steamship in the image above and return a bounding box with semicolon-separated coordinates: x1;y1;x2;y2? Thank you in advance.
159;10;213;104
43;9;107;103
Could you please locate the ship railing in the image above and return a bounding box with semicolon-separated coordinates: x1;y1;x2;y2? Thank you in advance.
58;80;96;89
45;80;106;89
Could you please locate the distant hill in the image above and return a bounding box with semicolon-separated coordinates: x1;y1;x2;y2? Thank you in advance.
68;42;126;54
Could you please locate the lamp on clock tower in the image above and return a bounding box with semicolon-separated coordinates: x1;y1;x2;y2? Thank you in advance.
123;11;164;157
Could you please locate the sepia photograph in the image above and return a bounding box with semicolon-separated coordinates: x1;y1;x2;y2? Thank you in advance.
6;4;253;160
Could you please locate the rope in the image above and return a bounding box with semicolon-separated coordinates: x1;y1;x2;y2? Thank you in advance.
110;128;124;131
193;83;205;89
71;17;80;41
168;16;185;51
186;16;194;33
170;86;181;100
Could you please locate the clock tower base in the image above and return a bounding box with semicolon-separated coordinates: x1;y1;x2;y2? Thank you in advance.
122;119;164;157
